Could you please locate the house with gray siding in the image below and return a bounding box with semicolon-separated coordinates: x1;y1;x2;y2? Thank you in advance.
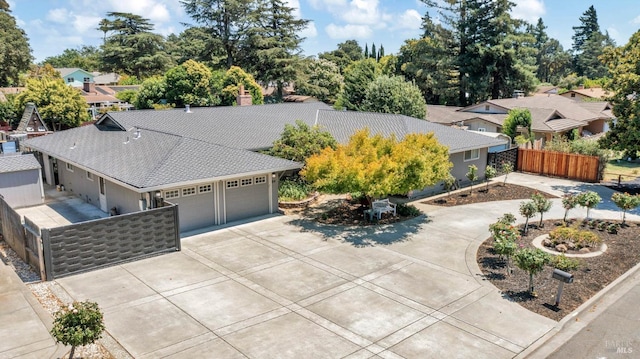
23;102;505;233
0;154;44;208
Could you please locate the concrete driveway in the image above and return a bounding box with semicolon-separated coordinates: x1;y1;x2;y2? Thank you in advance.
52;173;640;358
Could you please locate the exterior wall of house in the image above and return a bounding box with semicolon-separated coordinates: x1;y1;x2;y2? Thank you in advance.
63;71;94;88
464;119;500;133
105;181;143;214
465;104;508;114
0;169;43;208
583;119;607;134
560;92;589;101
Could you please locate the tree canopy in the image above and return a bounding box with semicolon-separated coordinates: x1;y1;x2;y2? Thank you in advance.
362;75;427;119
599;31;640;159
15;77;89;130
295;58;343;104
335;58;378;111
502;108;532;143
268;120;337;162
165;59;214;107
220;66;264;105
0;2;32;86
301;129;451;202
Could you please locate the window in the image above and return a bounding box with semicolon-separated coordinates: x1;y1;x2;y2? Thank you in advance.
198;184;212;193
241;178;253;186
226;180;239;189
164;189;180;199
83;77;90;82
67;77;73;83
38;126;46;132
181;187;196;197
255;176;267;184
86;171;93;181
464;149;480;161
66;163;74;172
570;93;576;98
484;105;490;111
26;126;34;132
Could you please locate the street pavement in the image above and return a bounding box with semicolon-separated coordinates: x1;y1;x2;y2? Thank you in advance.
2;173;640;358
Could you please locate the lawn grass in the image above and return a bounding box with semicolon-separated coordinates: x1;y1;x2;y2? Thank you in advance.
603;158;640;182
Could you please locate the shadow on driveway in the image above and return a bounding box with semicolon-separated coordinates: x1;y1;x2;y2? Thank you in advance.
287;215;430;247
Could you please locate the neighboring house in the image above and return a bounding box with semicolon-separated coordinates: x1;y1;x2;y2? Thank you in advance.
13;103;52;138
56;68;94;88
427;95;615;142
0;154;45;208
23;102;504;233
92;72;120;86
81;82;133;114
560;87;612;101
536;85;559;95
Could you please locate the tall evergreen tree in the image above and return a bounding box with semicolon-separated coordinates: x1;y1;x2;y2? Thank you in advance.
572;5;600;54
99;12;172;78
577;31;614;79
0;0;32;86
318;40;364;73
371;43;377;62
181;0;256;69
364;43;369;59
335;58;378;111
245;0;309;99
378;44;385;58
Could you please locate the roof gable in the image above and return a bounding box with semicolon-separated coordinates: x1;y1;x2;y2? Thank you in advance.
95;114;126;131
16;103;49;132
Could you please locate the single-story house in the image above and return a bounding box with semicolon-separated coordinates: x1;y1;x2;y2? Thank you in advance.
0;154;44;208
427;94;615;142
23;102;505;232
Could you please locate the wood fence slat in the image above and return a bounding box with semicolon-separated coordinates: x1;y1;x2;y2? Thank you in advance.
517;148;599;182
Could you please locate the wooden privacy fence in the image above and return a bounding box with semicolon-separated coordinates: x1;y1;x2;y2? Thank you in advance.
517;148;600;182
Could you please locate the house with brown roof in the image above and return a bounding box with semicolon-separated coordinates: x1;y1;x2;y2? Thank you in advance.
560;87;612;101
427;95;614;142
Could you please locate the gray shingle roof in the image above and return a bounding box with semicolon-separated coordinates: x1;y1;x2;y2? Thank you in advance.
316;110;506;153
0;154;41;173
23;125;300;190
108;102;333;151
24;102;507;190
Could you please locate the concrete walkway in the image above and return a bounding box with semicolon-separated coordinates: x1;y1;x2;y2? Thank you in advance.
2;173;640;358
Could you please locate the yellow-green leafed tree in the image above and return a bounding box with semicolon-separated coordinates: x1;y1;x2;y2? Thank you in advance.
302;129;451;206
15;77;89;130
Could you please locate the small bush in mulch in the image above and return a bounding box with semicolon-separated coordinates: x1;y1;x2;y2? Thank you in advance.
424;183;557;207
477;219;640;321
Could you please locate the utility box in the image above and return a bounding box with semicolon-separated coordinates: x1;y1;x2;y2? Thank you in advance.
552;269;574;283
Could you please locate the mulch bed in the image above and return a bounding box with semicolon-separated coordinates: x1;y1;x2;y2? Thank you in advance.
477;219;640;321
314;200;418;226
422;183;557;207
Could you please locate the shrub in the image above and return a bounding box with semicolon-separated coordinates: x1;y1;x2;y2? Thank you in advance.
561;193;579;223
443;174;456;196
51;301;105;359
514;248;551;295
531;192;552;227
577;191;602;219
501;161;513;185
278;178;312;202
548;226;601;249
396;203;421;217
549;254;580;271
519;200;537;234
497;213;517;225
466;164;478;195
611;192;640;224
607;223;620;234
484;165;497;191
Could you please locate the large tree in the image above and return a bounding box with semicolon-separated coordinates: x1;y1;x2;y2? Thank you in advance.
269;120;337;162
220;66;264;105
576;31;614;79
0;1;32;86
302;129;452;205
181;0;255;69
134;76;167;109
571;5;606;76
15;77;89;130
419;0;536;105
295;58;343;104
335;58;378;111
99;12;173;78
318;40;364;73
165;59;214;107
166;27;220;66
599;31;640;159
43;46;101;72
245;0;309;99
362;75;427;119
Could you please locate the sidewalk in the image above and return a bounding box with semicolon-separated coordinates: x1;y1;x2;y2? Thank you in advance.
0;258;65;359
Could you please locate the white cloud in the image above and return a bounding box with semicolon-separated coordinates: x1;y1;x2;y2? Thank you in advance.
46;8;71;23
340;0;380;25
301;22;318;38
325;23;372;39
632;15;640;25
393;9;422;30
510;0;545;24
285;0;302;18
606;27;622;44
73;15;102;34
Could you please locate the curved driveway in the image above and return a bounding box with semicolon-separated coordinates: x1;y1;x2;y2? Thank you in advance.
53;173;640;358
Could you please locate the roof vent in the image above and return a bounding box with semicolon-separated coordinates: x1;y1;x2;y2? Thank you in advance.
69;142;76;150
185;104;192;113
133;128;141;139
123;136;129;144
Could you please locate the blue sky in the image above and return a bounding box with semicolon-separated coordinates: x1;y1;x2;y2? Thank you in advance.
7;0;640;63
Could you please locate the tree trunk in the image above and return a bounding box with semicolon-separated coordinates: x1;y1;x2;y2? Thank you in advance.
68;346;76;359
563;209;568;223
524;218;529;234
539;214;544;227
529;273;534;295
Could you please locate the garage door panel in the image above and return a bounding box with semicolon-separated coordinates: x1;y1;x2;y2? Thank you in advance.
225;183;269;223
